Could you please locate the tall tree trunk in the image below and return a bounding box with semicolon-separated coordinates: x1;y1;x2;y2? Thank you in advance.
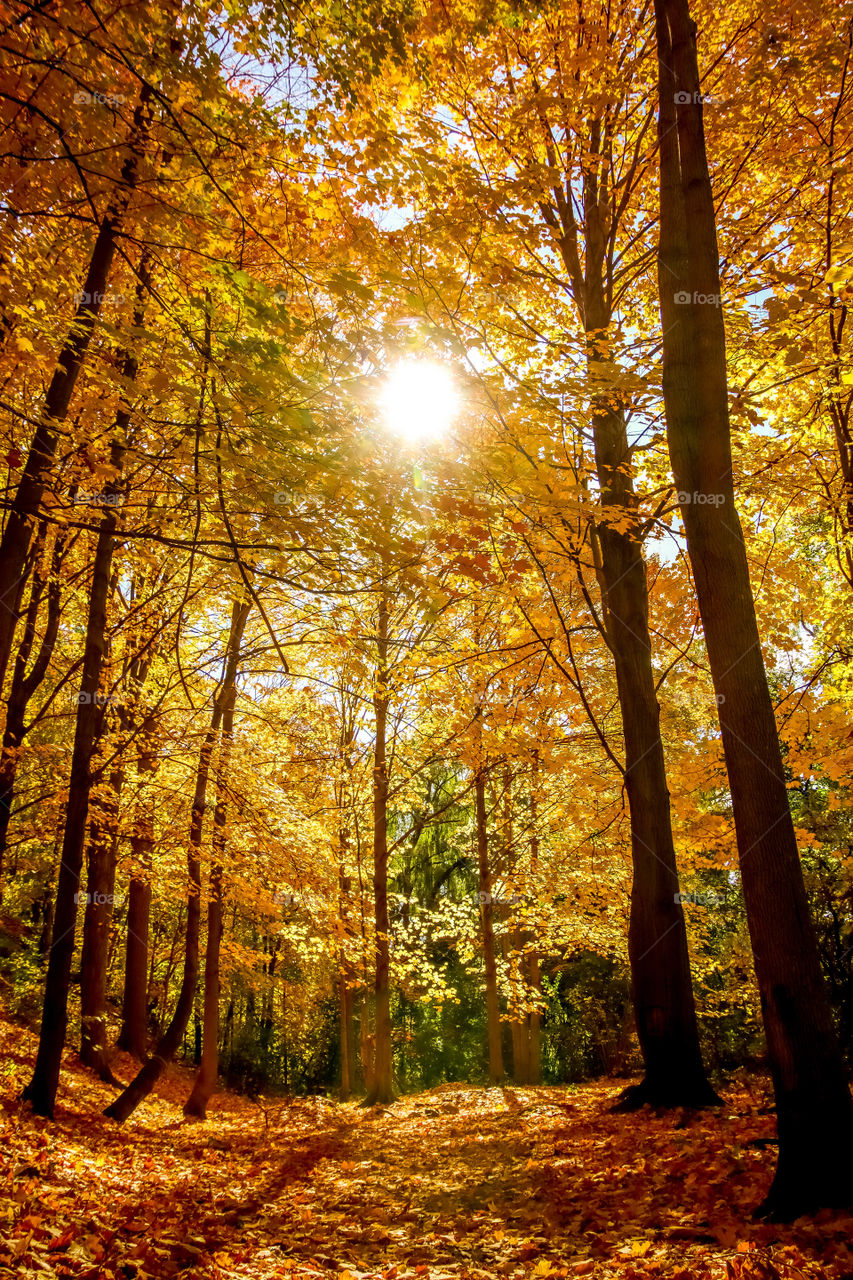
591;392;715;1108
0;92;149;692
503;767;529;1084
655;0;853;1215
526;754;542;1084
364;584;393;1105
0;519;69;893
184;666;242;1119
119;876;151;1060
565;153;715;1107
79;763;123;1081
117;714;158;1060
22;437;131;1117
475;738;503;1085
105;596;251;1122
339;865;355;1099
182;870;221;1117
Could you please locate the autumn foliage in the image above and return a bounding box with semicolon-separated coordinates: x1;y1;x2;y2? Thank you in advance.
1;0;853;1270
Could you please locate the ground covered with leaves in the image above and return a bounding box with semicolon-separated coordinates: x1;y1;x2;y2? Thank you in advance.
1;1021;851;1280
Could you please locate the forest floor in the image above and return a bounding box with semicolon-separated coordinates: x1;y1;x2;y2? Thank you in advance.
1;1019;852;1280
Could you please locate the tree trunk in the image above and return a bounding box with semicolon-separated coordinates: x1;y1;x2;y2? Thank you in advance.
655;0;853;1215
339;865;355;1098
117;713;158;1060
0;91;149;692
502;768;529;1084
22;447;130;1117
79;764;123;1081
526;755;542;1083
563;151;716;1107
359;995;375;1097
118;874;151;1060
184;669;241;1119
364;584;393;1105
105;596;251;1123
475;745;504;1085
0;519;69;893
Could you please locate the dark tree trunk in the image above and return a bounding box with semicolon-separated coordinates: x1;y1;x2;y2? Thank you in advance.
364;586;393;1106
502;769;529;1085
105;596;250;1123
526;756;542;1084
559;148;716;1108
475;743;504;1085
592;394;715;1108
118;875;151;1060
117;708;158;1060
339;866;355;1099
22;440;130;1117
0;92;149;693
184;666;243;1119
79;765;123;1082
0;519;69;893
655;0;853;1215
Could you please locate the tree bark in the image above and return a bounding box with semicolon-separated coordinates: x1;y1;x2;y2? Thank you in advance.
22;430;131;1116
655;0;853;1215
561;145;716;1107
184;665;242;1119
526;754;542;1084
0;519;69;892
105;596;251;1122
117;713;158;1060
502;768;529;1085
79;763;123;1081
475;741;504;1085
0;91;150;693
364;584;393;1105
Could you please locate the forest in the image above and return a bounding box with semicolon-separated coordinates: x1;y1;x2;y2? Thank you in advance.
1;0;853;1275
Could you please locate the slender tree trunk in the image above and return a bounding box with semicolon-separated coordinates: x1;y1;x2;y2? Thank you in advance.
655;0;853;1215
592;396;715;1108
339;866;355;1099
118;715;158;1060
119;875;151;1059
571;167;715;1107
359;996;375;1096
364;585;393;1105
502;768;528;1084
0;92;149;692
526;755;542;1083
105;597;251;1122
475;743;504;1084
79;764;123;1081
0;520;68;893
184;671;241;1119
22;452;129;1117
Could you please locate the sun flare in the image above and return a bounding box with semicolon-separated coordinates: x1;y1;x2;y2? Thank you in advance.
379;360;459;442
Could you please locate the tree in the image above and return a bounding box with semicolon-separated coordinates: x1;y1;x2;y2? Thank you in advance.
655;0;853;1217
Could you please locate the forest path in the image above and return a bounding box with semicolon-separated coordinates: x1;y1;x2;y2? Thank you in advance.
1;1023;851;1279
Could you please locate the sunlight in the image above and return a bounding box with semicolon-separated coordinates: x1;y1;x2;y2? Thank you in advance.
379;360;460;442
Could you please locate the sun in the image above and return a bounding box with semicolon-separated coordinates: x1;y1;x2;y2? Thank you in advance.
379;360;460;442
